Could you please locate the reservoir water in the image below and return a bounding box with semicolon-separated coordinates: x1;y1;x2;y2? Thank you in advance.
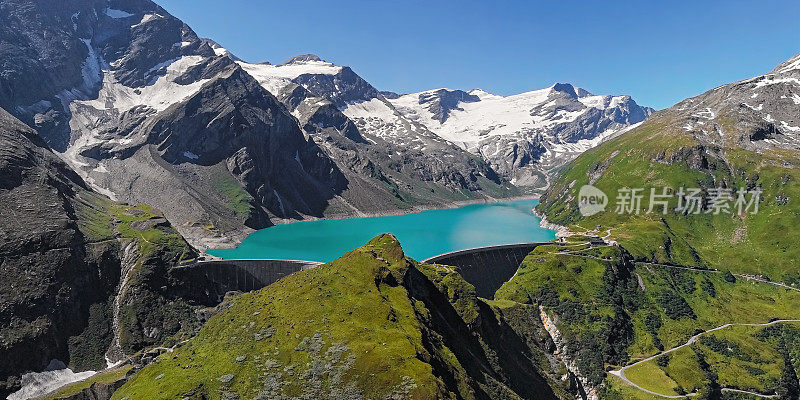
207;199;556;262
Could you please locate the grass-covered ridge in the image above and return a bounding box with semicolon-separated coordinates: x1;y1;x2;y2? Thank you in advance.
112;234;569;400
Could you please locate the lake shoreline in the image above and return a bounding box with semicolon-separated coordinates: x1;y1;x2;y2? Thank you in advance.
206;197;556;262
274;193;542;224
204;193;543;253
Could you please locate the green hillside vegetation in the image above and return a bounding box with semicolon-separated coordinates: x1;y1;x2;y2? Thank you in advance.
618;322;800;397
538;116;800;282
493;241;800;395
112;234;571;400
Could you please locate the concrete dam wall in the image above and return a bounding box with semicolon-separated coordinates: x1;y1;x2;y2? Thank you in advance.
423;243;549;298
170;259;322;305
171;242;549;304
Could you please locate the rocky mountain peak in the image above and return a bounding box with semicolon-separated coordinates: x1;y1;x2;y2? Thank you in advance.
202;38;244;62
417;89;481;123
670;52;800;152
550;82;591;98
281;53;324;65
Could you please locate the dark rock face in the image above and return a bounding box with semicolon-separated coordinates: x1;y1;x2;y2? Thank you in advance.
0;0;215;151
400;262;561;399
418;89;480;123
60;378;127;400
140;63;350;222
0;107;119;396
99;1;215;88
0;0;92;109
0;107;200;397
293;66;383;108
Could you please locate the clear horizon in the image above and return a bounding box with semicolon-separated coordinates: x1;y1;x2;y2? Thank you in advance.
157;0;800;110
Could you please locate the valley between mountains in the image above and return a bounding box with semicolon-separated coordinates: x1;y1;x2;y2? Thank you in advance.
1;0;800;399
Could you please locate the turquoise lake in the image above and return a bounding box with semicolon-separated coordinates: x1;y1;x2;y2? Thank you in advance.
207;200;556;262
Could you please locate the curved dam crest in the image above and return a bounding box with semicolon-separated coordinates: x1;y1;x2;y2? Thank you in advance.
178;243;552;302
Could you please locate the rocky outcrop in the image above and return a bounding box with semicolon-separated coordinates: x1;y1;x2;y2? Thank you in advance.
417;89;481;123
667;54;800;152
540;307;598;400
53;375;127;400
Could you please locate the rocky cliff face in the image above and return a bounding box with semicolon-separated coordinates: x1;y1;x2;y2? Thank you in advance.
0;107;199;398
0;105;118;396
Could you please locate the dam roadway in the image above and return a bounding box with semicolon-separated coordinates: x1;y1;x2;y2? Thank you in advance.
422;242;552;298
175;242;553;302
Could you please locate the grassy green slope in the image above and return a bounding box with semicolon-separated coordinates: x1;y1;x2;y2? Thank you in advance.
494;241;800;396
112;234;570;400
538;115;800;282
534;59;800;399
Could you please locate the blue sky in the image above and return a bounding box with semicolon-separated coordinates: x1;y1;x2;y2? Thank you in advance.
157;0;800;110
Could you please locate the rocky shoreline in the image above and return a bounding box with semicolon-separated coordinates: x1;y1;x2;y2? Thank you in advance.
532;209;571;237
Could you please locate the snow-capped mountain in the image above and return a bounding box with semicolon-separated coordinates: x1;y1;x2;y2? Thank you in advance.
0;0;651;249
389;84;654;186
238;56;472;152
233;54;652;189
0;0;514;249
235;55;513;201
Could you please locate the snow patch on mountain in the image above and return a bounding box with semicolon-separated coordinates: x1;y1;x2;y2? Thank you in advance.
241;60;342;81
775;54;800;74
386;84;652;186
389;85;643;146
7;360;96;400
132;13;163;28
78;55;209;113
237;62;295;96
60;54;211;194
